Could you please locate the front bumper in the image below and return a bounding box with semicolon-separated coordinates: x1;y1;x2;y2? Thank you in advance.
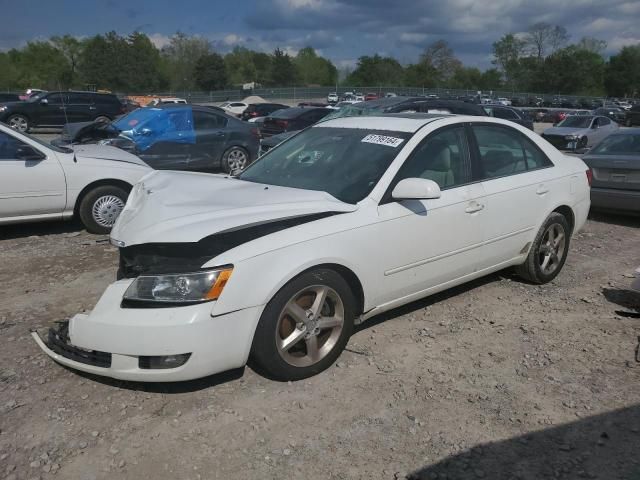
591;187;640;213
32;280;264;382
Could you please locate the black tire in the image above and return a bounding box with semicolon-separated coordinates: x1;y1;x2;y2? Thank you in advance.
94;115;111;123
250;268;356;381
221;146;249;174
7;114;30;133
78;185;129;234
515;212;571;284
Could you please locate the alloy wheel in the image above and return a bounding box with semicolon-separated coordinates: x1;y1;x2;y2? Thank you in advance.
275;286;345;367
9;116;28;132
537;223;566;275
91;195;125;228
227;148;248;174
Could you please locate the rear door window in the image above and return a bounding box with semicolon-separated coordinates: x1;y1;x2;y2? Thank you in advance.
193;110;227;130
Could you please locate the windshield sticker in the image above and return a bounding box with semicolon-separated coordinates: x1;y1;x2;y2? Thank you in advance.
361;134;404;148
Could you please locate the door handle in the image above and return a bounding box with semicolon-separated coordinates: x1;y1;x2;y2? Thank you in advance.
536;185;549;195
465;202;484;214
89;106;96;110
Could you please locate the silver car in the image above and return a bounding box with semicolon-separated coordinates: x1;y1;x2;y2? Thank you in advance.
541;115;619;151
581;129;640;213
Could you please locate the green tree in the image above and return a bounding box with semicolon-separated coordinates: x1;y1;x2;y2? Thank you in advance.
224;47;258;85
577;37;607;55
0;52;20;90
492;34;526;88
269;48;297;86
162;32;211;91
50;35;84;86
605;45;640;97
194;53;227;90
10;41;69;89
79;32;130;90
404;62;438;88
346;54;404;86
421;40;462;85
294;47;337;86
540;46;605;95
125;32;167;91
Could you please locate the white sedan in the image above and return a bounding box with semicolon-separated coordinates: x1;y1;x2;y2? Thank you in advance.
219;101;248;117
0;123;151;233
33;114;591;381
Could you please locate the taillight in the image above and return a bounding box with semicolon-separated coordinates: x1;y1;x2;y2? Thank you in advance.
586;168;593;187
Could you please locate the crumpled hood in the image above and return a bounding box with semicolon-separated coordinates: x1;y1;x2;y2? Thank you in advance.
72;144;149;167
543;126;590;136
111;171;357;246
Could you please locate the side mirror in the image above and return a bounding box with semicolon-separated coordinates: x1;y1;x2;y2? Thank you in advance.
392;178;441;201
140;128;153;136
40;98;48;105
16;145;45;161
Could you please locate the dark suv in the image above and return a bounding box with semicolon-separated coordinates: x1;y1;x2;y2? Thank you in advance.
241;103;289;121
0;91;125;132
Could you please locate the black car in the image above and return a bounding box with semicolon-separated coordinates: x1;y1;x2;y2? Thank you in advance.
593;107;626;124
0;93;20;103
483;105;534;130
625;105;640;127
260;107;332;137
0;91;125;132
326;97;488;118
241;103;289;121
52;104;260;174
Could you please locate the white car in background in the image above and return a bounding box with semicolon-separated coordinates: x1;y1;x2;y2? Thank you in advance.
219;101;248;117
0;123;150;233
497;97;512;106
33;115;590;382
327;92;339;103
145;97;187;107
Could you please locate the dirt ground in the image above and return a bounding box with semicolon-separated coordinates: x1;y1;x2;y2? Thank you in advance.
1;212;640;480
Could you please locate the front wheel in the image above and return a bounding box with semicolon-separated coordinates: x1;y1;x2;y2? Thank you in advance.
94;115;111;123
221;146;249;175
8;114;29;133
250;268;356;381
78;185;128;234
515;212;570;284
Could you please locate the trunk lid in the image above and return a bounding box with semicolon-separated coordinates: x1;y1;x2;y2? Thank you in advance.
582;154;640;191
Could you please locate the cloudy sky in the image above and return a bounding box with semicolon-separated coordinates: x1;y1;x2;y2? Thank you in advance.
2;0;639;68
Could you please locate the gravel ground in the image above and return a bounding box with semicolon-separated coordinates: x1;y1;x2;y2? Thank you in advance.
1;211;639;480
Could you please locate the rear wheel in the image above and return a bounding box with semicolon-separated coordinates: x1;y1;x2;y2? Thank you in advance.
8;114;29;133
78;185;128;234
250;268;355;381
221;146;249;175
516;212;570;284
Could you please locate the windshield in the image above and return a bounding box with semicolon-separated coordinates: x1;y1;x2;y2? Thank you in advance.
27;92;47;103
239;127;411;203
590;134;640;155
557;116;593;128
112;107;195;151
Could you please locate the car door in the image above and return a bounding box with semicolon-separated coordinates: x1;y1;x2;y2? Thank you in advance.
0;130;66;218
65;93;93;122
470;123;556;269
187;110;229;171
40;93;70;126
136;108;193;170
375;125;486;304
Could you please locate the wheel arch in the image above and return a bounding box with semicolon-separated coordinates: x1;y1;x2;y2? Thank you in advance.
552;204;575;234
73;179;133;216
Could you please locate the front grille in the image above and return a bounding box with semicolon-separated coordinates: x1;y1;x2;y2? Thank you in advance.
47;321;112;368
542;134;569;149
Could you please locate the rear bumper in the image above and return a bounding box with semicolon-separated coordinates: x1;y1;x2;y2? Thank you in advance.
591;187;640;212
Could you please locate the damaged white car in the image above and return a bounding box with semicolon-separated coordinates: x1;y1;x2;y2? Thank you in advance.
33;114;592;381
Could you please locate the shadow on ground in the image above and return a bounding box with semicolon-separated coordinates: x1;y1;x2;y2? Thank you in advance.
407;405;640;480
0;219;83;240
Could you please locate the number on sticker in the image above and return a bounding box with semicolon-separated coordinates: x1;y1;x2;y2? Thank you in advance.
361;134;404;148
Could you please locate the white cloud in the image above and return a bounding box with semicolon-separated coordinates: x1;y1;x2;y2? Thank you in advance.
147;33;171;48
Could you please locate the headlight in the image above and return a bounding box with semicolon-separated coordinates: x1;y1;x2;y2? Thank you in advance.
123;267;233;304
0;106;7;112
564;135;579;140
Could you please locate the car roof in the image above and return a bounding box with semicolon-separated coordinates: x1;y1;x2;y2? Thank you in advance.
317;113;448;133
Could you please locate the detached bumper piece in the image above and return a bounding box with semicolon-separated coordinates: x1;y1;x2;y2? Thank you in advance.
46;321;112;368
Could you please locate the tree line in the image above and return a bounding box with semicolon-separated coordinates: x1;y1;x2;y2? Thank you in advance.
0;27;638;97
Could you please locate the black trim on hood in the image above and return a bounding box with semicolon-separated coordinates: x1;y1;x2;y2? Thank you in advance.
117;212;341;278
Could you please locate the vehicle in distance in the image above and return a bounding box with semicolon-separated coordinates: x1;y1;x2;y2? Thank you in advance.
325;97;488;120
145;97;187;107
497;98;512;106
0;122;150;233
625;105;640;127
219;101;248;117
0;91;125;132
593;107;626;124
483;105;533;130
240;103;289;121
33;114;590;382
365;93;379;101
541;115;619;151
52;105;260;174
260;107;332;137
327;92;339;104
581;129;640;213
